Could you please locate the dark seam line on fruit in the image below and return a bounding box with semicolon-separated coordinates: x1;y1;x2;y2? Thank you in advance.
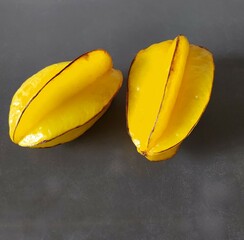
145;142;181;159
38;111;103;145
154;70;214;155
153;50;214;155
38;98;112;145
147;36;180;149
37;85;120;146
12;59;75;141
154;102;208;155
12;50;105;141
197;45;211;52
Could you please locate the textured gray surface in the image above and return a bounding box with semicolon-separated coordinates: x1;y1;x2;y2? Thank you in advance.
1;0;244;239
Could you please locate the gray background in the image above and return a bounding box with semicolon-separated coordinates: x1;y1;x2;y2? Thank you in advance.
1;0;244;239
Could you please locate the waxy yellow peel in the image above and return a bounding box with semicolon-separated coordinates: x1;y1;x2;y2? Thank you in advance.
127;35;214;161
9;50;123;148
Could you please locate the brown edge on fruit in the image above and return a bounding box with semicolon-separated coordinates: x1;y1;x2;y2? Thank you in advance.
146;35;180;149
144;142;181;161
125;37;180;149
12;49;110;142
31;76;122;147
148;100;210;159
126;40;214;161
148;46;215;157
125;39;178;139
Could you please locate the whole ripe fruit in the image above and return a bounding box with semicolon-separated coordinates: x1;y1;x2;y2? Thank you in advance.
9;49;123;148
127;35;214;161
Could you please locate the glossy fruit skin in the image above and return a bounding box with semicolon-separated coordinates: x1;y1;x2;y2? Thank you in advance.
127;36;214;161
9;50;123;148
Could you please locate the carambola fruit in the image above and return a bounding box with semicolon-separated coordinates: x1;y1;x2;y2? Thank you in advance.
127;35;214;161
9;49;123;148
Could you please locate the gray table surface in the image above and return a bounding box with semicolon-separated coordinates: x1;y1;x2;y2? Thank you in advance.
1;0;244;239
